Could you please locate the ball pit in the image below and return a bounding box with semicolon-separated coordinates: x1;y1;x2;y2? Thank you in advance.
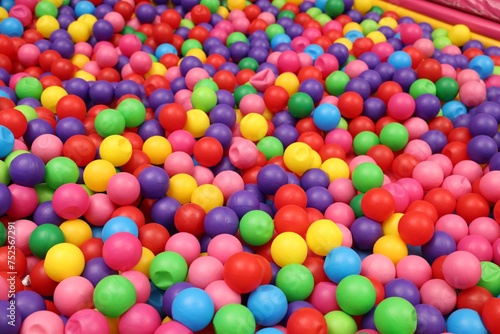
0;0;500;332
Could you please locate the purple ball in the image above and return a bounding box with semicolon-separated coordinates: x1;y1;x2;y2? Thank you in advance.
272;111;297;127
162;282;194;317
50;29;71;42
378;26;395;39
277;17;293;29
94;4;113;19
399;16;415;24
210;45;230;61
393;67;417;92
114;54;130;73
282;301;314;326
363;97;386;122
209;104;236;127
454;54;469;69
275;43;293;52
364;12;380;22
361;307;377;330
345;77;371;100
300;168;330;190
210;13;223;26
453;114;471;128
203;206;239;237
0;68;9;85
485;46;500;57
137;166;170;199
82;257;117;286
0;184;12;216
151;197;181;230
35;39;52;52
467;135;498;164
421;231;456;263
306;186;333;213
384;278;421;305
274;124;299;148
463;40;484;51
57;14;74;29
359;70;382;93
327;43;349;65
437;54;456;68
200;235;211;252
299;79;324;103
347;9;362;22
476;101;500;122
489;152;500;171
248;46;269;64
179;56;202;76
387;37;403;51
244;184;266;203
55;117;85;142
135;3;156;23
350;217;383;250
216;89;235;107
468;113;498;137
421;130;448;154
284;23;303;39
257;62;279;77
415;304;445;334
229;41;249;62
415;94;441;120
212;157;238;175
138;120;164;141
0;300;21;334
374;62;396;82
358;52;381;69
88;80;114;105
203;36;222;52
205;123;233;149
9;153;45;187
419;22;433;32
149;88;174;111
227;190;260;219
17;97;41;109
170;77;186;94
257;164;288;195
203;64;216;77
92;19;114;41
220;63;240;77
287;172;300;186
14;290;46;322
33;201;64;226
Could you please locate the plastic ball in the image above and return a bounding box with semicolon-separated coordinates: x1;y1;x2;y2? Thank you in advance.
93;275;136;318
374;297;417;334
149;251;188;290
336;275;376;315
276;264;314;302
52;184;90;220
373;235;408;265
247;284;287;327
66;309;110;334
171;287;214;331
447;309;487;334
323;246;361;283
213;304;256;334
224;252;263;294
53;276;94;316
306;219;343;256
239;210;274;246
20;310;65;334
286;307;328;334
271;232;308;267
44;243;85;282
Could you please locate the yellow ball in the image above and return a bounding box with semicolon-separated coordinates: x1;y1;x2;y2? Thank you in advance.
240;113;268;142
373;235;408;265
0;7;9;22
283;142;315;175
353;0;373;14
321;158;350;182
184;109;210;138
287;0;304;5
271;232;308;267
45;0;63;7
83;159;116;192
191;184;224;212
448;24;471;47
343;22;362;35
367;31;387;44
306;219;343;256
74;70;96;81
71;54;90;69
311;150;322;169
145;62;167;78
275;72;300;96
78;13;97;30
262;108;274;121
186;49;207;64
67;21;91;43
334;38;353;51
44;243;85;282
167;173;198;204
216;6;229;19
99;135;133;167
41;86;67;112
59;219;92;247
142;136;172;165
227;0;246;10
382;213;403;237
378;17;398;30
36;15;60;39
234;109;243;124
131;247;155;278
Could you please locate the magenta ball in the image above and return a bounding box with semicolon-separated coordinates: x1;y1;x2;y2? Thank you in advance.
382;183;410;212
52;184;90;220
308;282;339;314
106;172;141;206
187;256;224;289
360;254;396;285
84;194;117;227
121;271;151;303
492;238;500;265
387;92;415;120
53;276;94;317
441;175;472;199
328;178;357;204
164;232;201;265
457;235;493;261
404;139;432;161
31;134;63;163
396;178;424;202
164;152;195;176
459;81;486;107
435;214;468;243
404;117;429;140
324;203;355;228
102;232;142;271
12;219;37;254
452;160;483;183
228;139;258;169
204;280;241;311
119;303;161;334
153;321;193;334
20;311;65;334
400;23;423;45
212;170;245;201
412;161;444;191
7;184;38;218
66;309;110;334
337;223;353;248
396;255;432;289
420;279;457;315
442;251;482;290
479;171;500;202
469;217;500;243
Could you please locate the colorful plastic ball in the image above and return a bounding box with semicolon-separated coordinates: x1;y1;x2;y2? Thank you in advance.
44;242;85;282
351;162;384;193
323;310;357;334
53;276;94;317
467;135;497;164
239;210;274;246
171;287;214;332
0;126;16;158
276;264;314;302
137;166;170;199
414;304;445;334
149;251;188;290
468;55;494;80
93;274;136;318
374;297;417;334
306;219;343;256
101;216;138;242
212;304;256;334
336;275;376;316
187;256;224;289
361;188;396;222
247;284;287;327
193;137;223;167
29;224;65;258
52;183;90;220
447;309;487;334
482;297;500;333
421;230;456;264
323;246;361;284
460;81;486;107
20;310;65;334
83;159;116;193
65;309;110;334
117;303;161;334
373;235;408;265
442;251;482;290
286;307;328;334
271;232;308;268
8;153;44;187
102;232;142;272
240;113;269;141
313;103;341;131
224;252;263;294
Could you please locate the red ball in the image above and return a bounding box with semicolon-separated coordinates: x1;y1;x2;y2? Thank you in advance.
80;238;104;262
122;132;143;150
318;143;346;161
264;85;289;113
312;36;332;52
274;205;310;236
0;108;28;138
213;70;236;92
428;117;453;136
40;75;62;89
306;207;324;224
0;55;12;73
274;184;308;209
367;144;394;172
456;193;490;223
158;103;187;132
447;127;471;144
403;46;424;69
114;1;134;20
268;156;289;172
297;65;323;83
244;4;261;21
248;18;268;34
205;54;226;71
62;134;96;167
398;210;434;246
295;13;312;26
139;223;170;255
122;150;151;174
255;254;272;285
174;203;206;237
235;69;255;86
338;92;364;119
152;22;173;44
463;48;484;60
159;53;179;69
295;118;322;135
0;35;16;59
416;58;442;82
366;276;385;305
193;137;223;167
406;200;439;224
190;4;211;24
50;58;75;80
431;255;446;279
442;141;469;165
348;116;375;138
56;94;87;121
302;256;329;285
28;260;57;296
187;26;210;44
286;307;328;334
97;67;121;82
457;286;493;314
361;188;396;222
0;246;26;276
254;239;273;262
392;153;419;179
423;188;456;218
137;23;153;37
482;297;500;333
352;38;374;58
160;9;181;29
297;131;324;152
377;81;403;105
223;252;264;294
112;206;146;229
242;166;260;184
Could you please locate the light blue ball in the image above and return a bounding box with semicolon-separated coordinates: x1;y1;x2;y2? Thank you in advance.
442;100;467;121
469;55;494;80
304;44;324;62
0;17;23;37
256;328;283;334
172;287;214;332
74;1;96;17
312;103;341;131
0;126;15;159
101;216;139;241
324;246;361;283
271;34;291;49
247;285;288;327
388;50;412;70
446;309;487;334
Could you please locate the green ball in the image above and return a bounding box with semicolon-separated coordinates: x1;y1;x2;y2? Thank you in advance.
191;87;217;112
239;210;274;246
306;7;322;18
276;264;314;302
338;117;348;130
431;28;448;40
45;157;79;189
239;57;259;72
336;275;376;315
370;6;384;15
435;77;459;102
272;0;286;9
344;55;357;65
288;92;314;118
116;98;146;128
149;251;188;290
352;162;384;193
4;150;29;167
409;79;437;99
29;224;66;258
234;85;257;107
324;311;358;334
0;223;6;246
94;109;126;137
374;297;417;334
350;193;364;218
181;39;203;56
35;183;55;203
200;0;220;13
35;1;58;17
257;136;284;160
121;27;135;35
93;275;137;318
494;66;500;76
194;78;219;91
226;32;248;48
433;36;452;50
133;31;147;44
15;77;43;100
353;131;380;155
476;261;500;296
0;160;9;185
379;123;409;151
316;14;331;27
360;19;378;36
213;304;256;334
325;0;345;18
15;105;38;122
278;10;296;20
265;24;285;40
180;19;195;29
325;71;350;96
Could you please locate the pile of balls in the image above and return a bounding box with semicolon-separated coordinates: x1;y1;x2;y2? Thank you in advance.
1;0;500;332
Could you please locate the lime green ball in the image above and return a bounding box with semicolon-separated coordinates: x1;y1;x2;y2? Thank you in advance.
379;123;409;151
234;85;257;107
257;136;284;160
476;261;500;296
336;275;376;315
191;87;217;112
374;297;417;334
316;14;331;26
238;57;259;71
226;32;248;47
213;304;256;334
180;19;195;29
433;36;452;50
350;193;364;218
0;160;9;185
181;39;203;56
409;79;437;99
149;251;188;290
239;210;274;246
325;71;350;96
352;162;384;193
5;150;29;167
0;224;6;246
353;131;380;155
194;78;219;91
431;28;448;40
435;77;459;102
94;275;137;318
325;0;345;18
265;24;285;40
29;224;66;258
15;77;43;100
95;109;126;137
35;1;58;17
200;0;220;13
306;7;322;18
338;117;348;130
324;311;358;334
272;0;286;9
116;98;146;128
15;105;38;121
288;92;314;118
35;183;55;203
361;19;378;36
133;31;147;44
276;264;314;302
44;157;79;189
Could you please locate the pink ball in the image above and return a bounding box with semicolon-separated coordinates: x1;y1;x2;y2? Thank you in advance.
9;4;32;26
120;63;133;78
228;139;258;169
419;279;457;315
102;232;142;271
314;54;339;77
412;161;444;191
403;117;429;140
106;172;140;206
188;256;224;289
31;134;63;163
460;80;486;107
104;12;125;32
396;255;432;289
233;17;249;33
168;130;196;155
453;160;483;183
258;12;275;24
207;234;243;264
66;309;110;334
441;175;472;199
457;235;493;261
52;184;90;220
239;94;265;115
344;59;369;79
485;75;500;88
442;45;462;55
442;251;482;289
118;34;141;57
20;310;65;334
26;255;39;274
382;183;410;213
54;276;94;316
17;43;39;67
298;52;313;67
361;254;396;285
84;194;116;227
13;139;27;151
129;51;152;75
336;223;352;247
396;177;424;203
212;170;244;201
75;42;93;57
176;90;193;111
323;20;342;33
469;217;500;243
302;27;321;42
121;271;151;303
277;50;301;73
479;171;500;202
371;42;394;62
204;280;241;311
154;321;192;334
399;23;423;45
435;214;468;243
119;303;161;334
308;282;339;314
426;154;453;177
319;95;338;105
457;68;481;86
492;238;500;266
9;73;28;90
165;232;200;265
165;66;181;83
209;28;228;44
441;64;457;79
324;129;352;153
291;36;310;52
83;61;101;77
328;178;356;204
7;184;39;218
349;156;376;173
215;20;234;34
413;38;435;58
387;92;415;120
185;68;210;90
192;166;214;185
95;45;119;68
164;152;195;176
324;203;355;227
11;219;37;255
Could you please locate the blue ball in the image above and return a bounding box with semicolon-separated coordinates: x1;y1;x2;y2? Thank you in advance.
446;309;487;334
442;100;467;121
0;125;15;158
345;30;364;43
323;246;361;283
312;103;341;131
155;43;178;59
388;51;412;70
303;44;324;62
247;285;288;327
0;17;23;37
257;329;283;334
270;34;291;49
74;0;96;16
469;55;494;80
101;216;139;241
172;287;214;332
